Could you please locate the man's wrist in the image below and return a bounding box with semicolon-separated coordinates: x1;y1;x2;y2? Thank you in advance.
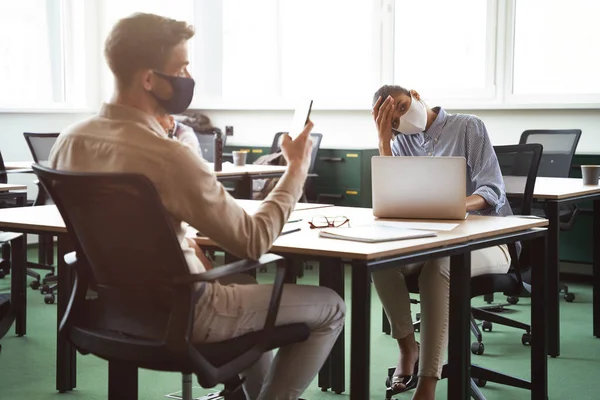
286;161;308;176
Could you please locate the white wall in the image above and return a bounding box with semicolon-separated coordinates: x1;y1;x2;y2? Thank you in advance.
0;107;597;230
205;108;600;152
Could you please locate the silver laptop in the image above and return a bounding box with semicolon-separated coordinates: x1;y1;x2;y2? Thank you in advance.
371;156;467;220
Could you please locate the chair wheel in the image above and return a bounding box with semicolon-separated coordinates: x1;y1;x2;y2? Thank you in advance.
564;292;575;302
507;296;519;305
0;271;5;279
473;378;487;387
44;294;55;304
522;333;532;346
415;312;421;321
30;280;40;290
471;342;484;355
40;284;50;294
482;321;493;332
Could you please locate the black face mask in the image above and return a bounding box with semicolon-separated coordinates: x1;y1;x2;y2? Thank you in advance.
150;71;195;114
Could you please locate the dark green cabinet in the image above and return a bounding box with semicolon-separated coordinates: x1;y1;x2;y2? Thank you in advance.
313;148;378;208
224;145;378;207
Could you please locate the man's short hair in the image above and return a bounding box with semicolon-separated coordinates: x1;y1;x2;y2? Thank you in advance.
104;13;195;87
372;85;411;109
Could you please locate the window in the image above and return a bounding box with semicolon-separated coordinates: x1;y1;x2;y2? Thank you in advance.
0;0;65;108
279;0;376;103
392;0;496;102
196;0;377;108
511;0;600;100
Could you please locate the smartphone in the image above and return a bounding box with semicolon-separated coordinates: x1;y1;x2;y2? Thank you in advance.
289;99;313;137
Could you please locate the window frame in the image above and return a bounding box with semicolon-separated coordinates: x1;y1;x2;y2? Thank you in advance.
4;0;600;113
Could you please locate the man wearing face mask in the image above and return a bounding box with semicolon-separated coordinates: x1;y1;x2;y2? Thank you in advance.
48;13;345;400
371;85;513;400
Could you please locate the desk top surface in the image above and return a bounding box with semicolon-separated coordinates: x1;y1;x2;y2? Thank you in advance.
0;183;27;192
4;161;287;177
4;161;33;170
0;201;334;235
0;203;546;260
504;176;600;200
195;206;548;260
209;163;287;177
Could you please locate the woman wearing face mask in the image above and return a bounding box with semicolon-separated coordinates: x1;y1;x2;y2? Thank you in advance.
371;85;513;400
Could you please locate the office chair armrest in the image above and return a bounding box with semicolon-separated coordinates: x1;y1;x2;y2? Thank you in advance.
173;253;284;285
58;251;91;334
64;251;78;267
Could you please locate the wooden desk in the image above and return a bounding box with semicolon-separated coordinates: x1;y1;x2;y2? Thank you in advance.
210;163;287;177
211;163;288;199
505;176;600;356
197;206;550;400
0;200;329;394
4;161;33;171
0;183;27;192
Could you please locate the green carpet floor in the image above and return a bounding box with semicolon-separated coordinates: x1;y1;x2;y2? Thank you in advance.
1;255;600;399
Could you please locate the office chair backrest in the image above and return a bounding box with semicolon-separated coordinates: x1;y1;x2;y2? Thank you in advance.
494;143;543;216
194;131;227;163
270;132;323;173
0;150;8;184
519;129;581;178
23;132;60;164
32;165;193;340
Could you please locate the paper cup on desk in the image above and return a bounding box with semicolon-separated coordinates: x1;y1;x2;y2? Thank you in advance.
581;165;600;185
232;151;247;166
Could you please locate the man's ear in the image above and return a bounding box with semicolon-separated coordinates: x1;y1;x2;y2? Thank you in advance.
410;89;421;101
141;70;154;91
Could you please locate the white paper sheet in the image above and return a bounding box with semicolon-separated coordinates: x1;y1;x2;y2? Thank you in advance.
370;220;459;231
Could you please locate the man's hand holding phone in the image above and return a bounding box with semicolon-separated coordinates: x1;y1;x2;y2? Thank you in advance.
281;120;314;176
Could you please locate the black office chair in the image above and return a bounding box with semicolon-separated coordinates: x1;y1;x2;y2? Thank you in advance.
466;144;543;358
32;164;310;400
519;129;581;302
23;132;59;300
271;132;323;203
194;130;227;163
384;144;543;399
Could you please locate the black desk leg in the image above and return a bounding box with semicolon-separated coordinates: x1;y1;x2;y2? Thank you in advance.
531;234;548;400
318;261;332;392
448;252;471;400
16;192;26;207
13;234;26;336
546;201;560;357
350;262;370;400
236;176;253;199
56;234;76;392
594;199;600;338
329;260;346;394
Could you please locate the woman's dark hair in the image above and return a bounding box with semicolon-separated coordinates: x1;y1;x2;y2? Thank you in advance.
372;85;411;109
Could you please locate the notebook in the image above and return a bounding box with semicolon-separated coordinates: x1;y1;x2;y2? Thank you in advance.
318;225;437;243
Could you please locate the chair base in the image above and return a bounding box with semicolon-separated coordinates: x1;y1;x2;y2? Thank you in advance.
166;374;246;400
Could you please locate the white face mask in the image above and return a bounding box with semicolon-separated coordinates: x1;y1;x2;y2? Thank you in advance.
393;95;427;135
